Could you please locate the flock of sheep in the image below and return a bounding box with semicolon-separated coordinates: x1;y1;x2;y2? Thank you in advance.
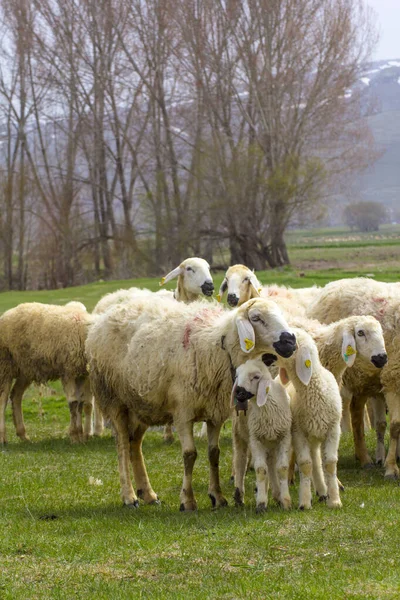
0;257;398;513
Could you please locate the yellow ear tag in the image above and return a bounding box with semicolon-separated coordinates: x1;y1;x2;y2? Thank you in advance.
216;294;221;302
258;288;262;293
244;338;254;351
265;386;270;395
304;359;312;369
159;277;166;287
346;345;356;356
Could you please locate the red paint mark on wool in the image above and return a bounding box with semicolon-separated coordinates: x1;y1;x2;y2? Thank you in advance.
182;306;223;350
72;313;83;322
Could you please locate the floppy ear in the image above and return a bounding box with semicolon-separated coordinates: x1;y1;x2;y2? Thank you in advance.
249;274;262;298
342;331;357;367
160;265;183;286
217;278;228;302
230;378;238;409
256;376;271;407
295;345;313;385
236;316;255;353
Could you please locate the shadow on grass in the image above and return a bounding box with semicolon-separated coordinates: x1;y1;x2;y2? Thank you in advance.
2;435;115;454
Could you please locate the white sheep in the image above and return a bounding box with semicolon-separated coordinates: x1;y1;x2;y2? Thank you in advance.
276;328;343;509
306;277;399;477
85;296;297;510
260;284;321;317
0;302;94;444
92;257;215;439
232;358;292;512
217;264;262;307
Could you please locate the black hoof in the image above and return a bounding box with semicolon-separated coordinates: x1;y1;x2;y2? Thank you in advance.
179;503;185;512
233;487;243;505
124;500;139;509
256;503;266;514
362;463;375;470
384;473;399;481
219;497;228;508
376;459;383;467
208;494;216;508
318;495;327;503
299;505;305;511
338;483;345;492
150;498;161;505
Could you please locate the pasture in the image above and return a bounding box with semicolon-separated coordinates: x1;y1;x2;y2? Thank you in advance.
1;226;400;599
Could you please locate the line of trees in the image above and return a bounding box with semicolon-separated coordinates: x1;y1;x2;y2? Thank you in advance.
0;0;377;290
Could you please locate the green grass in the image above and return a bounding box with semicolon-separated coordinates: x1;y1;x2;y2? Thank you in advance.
1;225;400;598
0;393;399;599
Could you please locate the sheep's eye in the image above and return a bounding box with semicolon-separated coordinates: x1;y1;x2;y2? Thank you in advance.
250;314;265;325
243;277;250;283
357;330;365;337
186;266;194;272
252;375;260;381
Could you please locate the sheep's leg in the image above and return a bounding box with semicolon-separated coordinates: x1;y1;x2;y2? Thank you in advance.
77;378;93;442
63;379;83;443
128;419;158;504
249;438;269;513
10;377;30;441
207;421;228;508
383;392;400;479
322;423;342;508
340;387;353;433
292;428;312;510
371;395;387;466
275;433;292;510
350;394;373;467
175;421;198;511
93;398;104;437
163;423;174;443
266;448;279;504
232;425;248;506
310;443;327;500
113;409;138;507
0;379;12;445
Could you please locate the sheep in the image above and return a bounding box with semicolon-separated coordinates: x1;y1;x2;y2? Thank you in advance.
93;257;214;316
231;358;292;512
217;264;262;307
92;257;215;439
306;277;400;477
275;328;343;509
260;284;321;317
85;296;297;510
0;302;94;445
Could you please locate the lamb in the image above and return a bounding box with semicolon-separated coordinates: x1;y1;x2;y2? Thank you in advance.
92;256;215;439
276;328;343;509
306;277;400;477
85;296;297;510
231;358;292;512
0;302;95;444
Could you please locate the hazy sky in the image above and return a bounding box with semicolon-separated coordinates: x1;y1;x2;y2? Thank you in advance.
368;0;400;60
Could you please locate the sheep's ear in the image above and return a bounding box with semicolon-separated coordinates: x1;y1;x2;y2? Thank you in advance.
249;274;262;298
160;266;183;286
217;278;228;302
230;378;238;408
236;316;255;353
256;376;271;407
342;331;357;367
279;368;290;385
295;346;313;385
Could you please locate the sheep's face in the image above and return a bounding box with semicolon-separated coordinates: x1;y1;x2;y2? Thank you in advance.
218;265;261;307
181;258;214;296
236;298;297;357
231;359;272;408
343;317;387;369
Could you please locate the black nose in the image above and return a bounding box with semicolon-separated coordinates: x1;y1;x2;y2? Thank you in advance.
227;294;239;307
371;353;388;368
273;331;297;358
262;353;277;367
201;281;214;296
235;386;254;402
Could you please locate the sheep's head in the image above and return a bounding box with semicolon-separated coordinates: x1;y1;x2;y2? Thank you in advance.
341;316;387;369
277;328;316;386
235;298;296;358
218;264;261;307
160;257;214;299
231;358;273;411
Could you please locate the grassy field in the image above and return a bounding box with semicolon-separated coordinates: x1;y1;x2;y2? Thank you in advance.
1;225;400;599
